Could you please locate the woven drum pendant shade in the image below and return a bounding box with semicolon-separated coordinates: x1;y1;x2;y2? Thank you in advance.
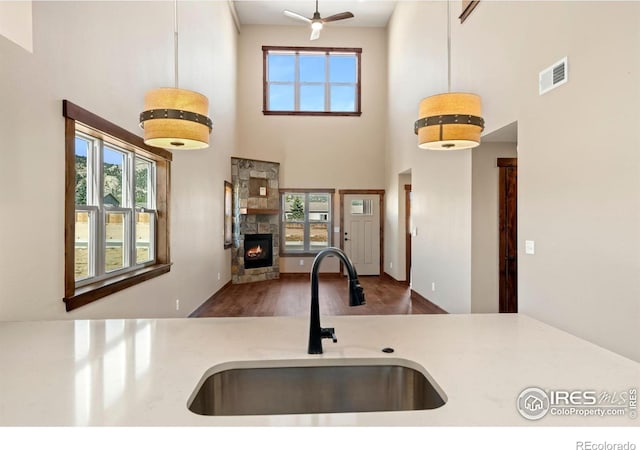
416;92;483;150
142;88;211;150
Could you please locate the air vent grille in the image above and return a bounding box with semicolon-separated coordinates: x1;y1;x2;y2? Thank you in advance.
539;57;568;95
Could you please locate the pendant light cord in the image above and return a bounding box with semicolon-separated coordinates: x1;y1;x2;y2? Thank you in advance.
174;0;179;89
447;0;451;93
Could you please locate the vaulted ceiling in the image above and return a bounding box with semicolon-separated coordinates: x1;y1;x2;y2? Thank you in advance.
233;1;397;28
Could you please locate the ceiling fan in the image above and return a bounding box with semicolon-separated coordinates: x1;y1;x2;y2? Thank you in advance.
284;0;354;41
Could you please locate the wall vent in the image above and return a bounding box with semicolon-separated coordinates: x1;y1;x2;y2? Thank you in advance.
539;57;568;95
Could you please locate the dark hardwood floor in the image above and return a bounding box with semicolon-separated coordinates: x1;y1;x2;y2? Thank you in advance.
191;274;446;317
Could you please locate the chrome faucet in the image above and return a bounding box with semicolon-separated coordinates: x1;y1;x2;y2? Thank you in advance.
308;247;366;354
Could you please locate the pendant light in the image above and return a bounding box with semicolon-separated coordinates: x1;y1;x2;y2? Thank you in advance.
414;1;484;150
139;0;212;150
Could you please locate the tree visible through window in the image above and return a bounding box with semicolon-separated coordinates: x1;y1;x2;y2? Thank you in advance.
263;46;361;116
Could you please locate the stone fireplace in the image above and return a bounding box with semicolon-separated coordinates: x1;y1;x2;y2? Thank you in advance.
231;158;280;284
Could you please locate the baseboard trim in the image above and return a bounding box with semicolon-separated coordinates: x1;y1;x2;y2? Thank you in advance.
280;272;342;279
381;271;408;286
189;280;232;317
410;289;448;314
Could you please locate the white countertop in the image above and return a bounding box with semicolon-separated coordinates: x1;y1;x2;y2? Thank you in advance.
0;314;638;426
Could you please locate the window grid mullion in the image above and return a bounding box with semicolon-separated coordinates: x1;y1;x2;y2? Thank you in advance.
325;52;330;111
95;139;105;278
128;153;136;268
294;52;300;111
304;194;310;252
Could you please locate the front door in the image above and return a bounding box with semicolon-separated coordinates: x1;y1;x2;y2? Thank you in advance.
343;194;381;275
498;158;518;313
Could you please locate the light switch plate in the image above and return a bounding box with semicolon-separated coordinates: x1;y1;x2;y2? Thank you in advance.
525;240;535;255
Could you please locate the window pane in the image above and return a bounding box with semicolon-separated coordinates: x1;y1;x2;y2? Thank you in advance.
105;211;127;272
308;193;330;221
309;223;329;250
284;193;305;220
284;222;305;252
104;146;125;206
351;199;374;215
268;54;295;82
269;84;294;111
330;85;356;112
75;137;91;205
299;54;325;82
136;211;154;264
135;158;153;208
75;211;92;281
300;85;325;111
329;55;356;83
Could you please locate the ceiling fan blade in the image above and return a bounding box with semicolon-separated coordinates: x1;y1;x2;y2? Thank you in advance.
310;27;321;41
322;12;354;23
284;10;312;23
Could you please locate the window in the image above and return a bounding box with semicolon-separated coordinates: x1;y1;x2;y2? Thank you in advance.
280;189;334;255
263;46;361;116
63;101;172;311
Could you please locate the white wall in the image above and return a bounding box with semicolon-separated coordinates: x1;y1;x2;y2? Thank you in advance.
0;1;237;320
471;141;518;313
386;1;472;313
236;24;387;272
386;1;640;361
0;1;32;52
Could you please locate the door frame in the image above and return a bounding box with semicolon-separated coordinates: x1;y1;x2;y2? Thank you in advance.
404;184;412;285
498;158;517;313
339;189;385;276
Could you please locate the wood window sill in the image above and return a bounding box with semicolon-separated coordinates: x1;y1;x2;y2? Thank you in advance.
63;263;171;312
263;111;362;117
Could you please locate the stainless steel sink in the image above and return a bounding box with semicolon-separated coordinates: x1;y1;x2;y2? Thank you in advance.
187;359;446;416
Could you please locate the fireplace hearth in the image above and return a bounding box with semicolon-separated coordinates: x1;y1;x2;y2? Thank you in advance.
243;234;273;269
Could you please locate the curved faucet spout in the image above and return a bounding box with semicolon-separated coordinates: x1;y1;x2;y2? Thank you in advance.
308;247;366;354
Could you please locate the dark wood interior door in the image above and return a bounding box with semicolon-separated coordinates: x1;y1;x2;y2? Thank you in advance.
405;184;412;285
498;158;517;313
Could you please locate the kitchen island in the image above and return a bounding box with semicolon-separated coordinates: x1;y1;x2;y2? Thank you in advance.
0;314;637;426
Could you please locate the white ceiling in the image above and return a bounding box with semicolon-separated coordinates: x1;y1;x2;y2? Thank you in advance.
233;1;397;28
483;121;518;143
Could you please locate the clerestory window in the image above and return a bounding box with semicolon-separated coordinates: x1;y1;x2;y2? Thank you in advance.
263;46;361;116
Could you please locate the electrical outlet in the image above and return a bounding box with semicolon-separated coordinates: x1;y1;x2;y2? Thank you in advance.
525;240;535;255
390;262;393;269
217;272;221;280
175;299;180;311
431;282;436;292
299;259;304;266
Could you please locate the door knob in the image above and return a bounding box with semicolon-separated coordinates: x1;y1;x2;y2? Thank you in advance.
344;237;350;241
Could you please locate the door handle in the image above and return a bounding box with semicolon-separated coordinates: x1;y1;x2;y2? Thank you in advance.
344;238;350;241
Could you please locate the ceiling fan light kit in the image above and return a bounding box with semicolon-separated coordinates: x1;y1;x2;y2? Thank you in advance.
414;1;484;150
284;0;353;41
140;0;213;150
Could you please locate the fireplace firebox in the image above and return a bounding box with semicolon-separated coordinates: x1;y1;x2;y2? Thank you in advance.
243;234;273;269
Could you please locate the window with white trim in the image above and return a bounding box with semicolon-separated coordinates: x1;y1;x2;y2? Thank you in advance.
74;131;157;284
